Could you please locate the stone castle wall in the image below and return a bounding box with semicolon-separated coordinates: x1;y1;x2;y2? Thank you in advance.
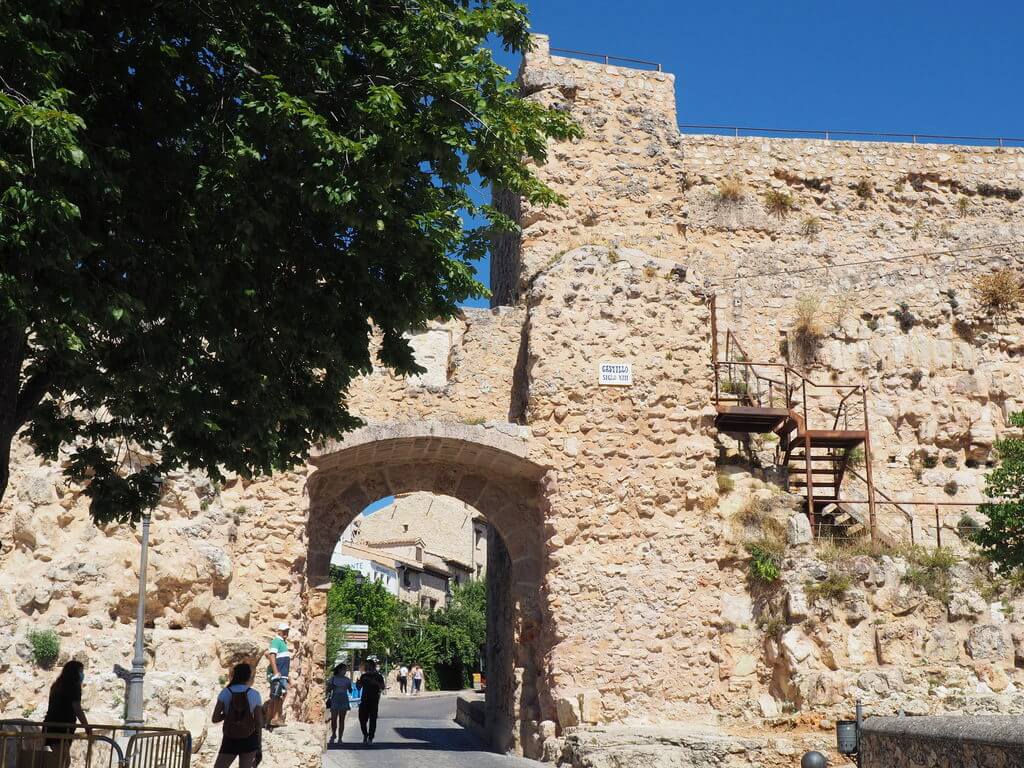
508;34;1024;547
2;31;1024;768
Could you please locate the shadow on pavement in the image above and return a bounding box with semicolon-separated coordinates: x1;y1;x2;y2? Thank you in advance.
322;727;486;752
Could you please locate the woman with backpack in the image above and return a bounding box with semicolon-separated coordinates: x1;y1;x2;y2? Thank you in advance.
212;663;264;768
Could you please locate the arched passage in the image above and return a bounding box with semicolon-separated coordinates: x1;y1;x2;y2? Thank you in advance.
299;421;549;755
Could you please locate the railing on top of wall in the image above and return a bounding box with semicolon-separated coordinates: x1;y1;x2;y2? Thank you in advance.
678;123;1024;148
549;47;663;71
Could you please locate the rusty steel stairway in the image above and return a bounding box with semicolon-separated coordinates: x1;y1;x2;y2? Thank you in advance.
712;325;878;541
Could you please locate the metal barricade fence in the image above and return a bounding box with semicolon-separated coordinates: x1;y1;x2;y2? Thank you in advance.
0;721;190;768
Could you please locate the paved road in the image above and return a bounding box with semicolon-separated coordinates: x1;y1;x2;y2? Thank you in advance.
321;692;539;768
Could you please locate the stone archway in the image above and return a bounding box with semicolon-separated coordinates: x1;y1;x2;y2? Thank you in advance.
298;421;549;755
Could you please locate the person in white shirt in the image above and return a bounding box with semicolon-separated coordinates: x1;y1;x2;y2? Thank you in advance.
397;664;409;695
212;663;264;768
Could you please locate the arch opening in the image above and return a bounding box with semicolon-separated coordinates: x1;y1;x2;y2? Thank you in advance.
297;422;548;756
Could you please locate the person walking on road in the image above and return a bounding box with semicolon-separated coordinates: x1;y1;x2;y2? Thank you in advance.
264;622;292;728
212;663;264;768
326;663;352;744
356;660;386;745
397;664;409;695
43;660;91;768
411;664;424;694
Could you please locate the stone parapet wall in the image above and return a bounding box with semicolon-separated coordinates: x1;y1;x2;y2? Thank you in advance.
860;715;1024;767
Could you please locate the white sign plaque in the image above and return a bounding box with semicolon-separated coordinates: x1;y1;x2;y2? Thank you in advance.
598;361;633;386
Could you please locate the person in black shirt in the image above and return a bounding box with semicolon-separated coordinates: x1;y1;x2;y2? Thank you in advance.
43;660;91;767
355;661;386;745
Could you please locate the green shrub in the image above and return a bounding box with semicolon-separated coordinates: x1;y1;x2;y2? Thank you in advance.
942;454;958;469
717;473;735;494
28;630;60;667
746;540;783;583
944;480;959;496
956;197;971;217
922;454;938;469
806;571;852;602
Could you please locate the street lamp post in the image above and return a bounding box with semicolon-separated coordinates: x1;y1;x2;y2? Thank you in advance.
124;513;151;727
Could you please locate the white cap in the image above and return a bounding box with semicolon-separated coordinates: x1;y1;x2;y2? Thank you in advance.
277;622;291;631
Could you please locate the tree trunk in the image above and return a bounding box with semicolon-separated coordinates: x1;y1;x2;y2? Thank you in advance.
0;320;27;504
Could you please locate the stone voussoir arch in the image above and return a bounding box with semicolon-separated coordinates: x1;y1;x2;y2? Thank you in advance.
300;419;551;754
305;419;548;585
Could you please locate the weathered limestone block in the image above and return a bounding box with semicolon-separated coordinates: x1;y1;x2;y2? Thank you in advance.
786;513;813;546
948;589;987;621
216;637;264;669
966;625;1010;661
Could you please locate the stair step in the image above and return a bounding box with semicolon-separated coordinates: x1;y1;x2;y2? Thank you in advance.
788;454;843;462
789;469;841;477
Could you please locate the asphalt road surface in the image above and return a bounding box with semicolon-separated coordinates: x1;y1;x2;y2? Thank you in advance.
321;692;539;768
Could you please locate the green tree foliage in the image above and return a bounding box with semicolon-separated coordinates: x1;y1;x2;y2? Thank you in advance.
326;566;403;666
429;579;486;669
972;412;1024;573
327;567;487;689
0;2;580;521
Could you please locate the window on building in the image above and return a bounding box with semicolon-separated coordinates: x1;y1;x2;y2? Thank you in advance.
475;527;484;546
475;564;483;579
403;570;412;588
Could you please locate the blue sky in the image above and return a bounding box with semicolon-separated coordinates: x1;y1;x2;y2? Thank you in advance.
459;0;1024;307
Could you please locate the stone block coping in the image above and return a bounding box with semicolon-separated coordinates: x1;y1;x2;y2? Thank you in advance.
861;715;1024;749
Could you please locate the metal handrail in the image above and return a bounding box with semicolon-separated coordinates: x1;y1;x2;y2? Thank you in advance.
679;123;1024;148
0;720;191;768
549;46;663;71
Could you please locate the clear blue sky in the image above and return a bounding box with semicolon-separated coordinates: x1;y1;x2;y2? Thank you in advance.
460;0;1023;307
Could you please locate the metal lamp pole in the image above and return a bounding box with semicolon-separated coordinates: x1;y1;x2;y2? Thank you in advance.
125;513;151;726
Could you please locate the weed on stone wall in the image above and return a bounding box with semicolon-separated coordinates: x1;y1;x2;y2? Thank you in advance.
806;570;852;602
717;473;735;494
764;189;797;217
892;301;917;332
791;295;827;365
974;269;1024;312
853;179;874;201
28;629;60;668
903;546;959;604
801;215;822;238
715;177;746;203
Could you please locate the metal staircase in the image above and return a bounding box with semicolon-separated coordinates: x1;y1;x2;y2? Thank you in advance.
711;323;879;542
